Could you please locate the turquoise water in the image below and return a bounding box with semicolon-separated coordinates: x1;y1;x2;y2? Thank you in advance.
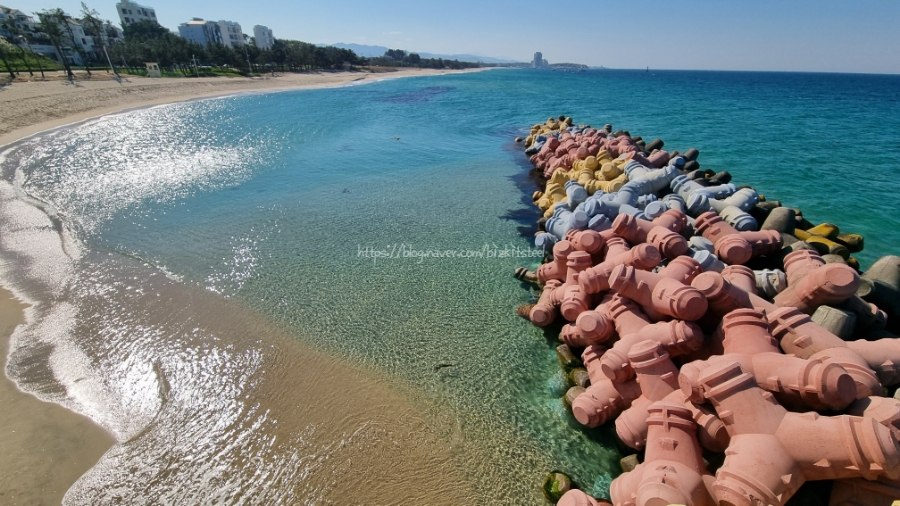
2;69;900;504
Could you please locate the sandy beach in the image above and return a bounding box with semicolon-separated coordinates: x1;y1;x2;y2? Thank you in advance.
0;68;479;147
0;69;480;504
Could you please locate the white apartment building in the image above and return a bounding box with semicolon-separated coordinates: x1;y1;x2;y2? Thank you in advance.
218;20;244;48
68;19;122;54
252;25;274;49
178;18;244;48
67;19;93;54
0;5;38;37
35;15;89;65
1;5;121;65
116;0;157;25
0;5;81;65
178;18;217;46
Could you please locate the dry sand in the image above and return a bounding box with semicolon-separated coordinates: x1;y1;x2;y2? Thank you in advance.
0;69;481;504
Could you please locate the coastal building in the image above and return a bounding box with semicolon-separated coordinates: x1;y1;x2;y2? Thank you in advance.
178;18;221;46
64;19;92;55
533;51;544;69
30;44;84;65
27;42;72;62
72;18;124;56
19;11;89;65
66;14;122;58
253;25;274;49
218;20;244;48
2;5;71;64
178;18;245;48
116;0;157;25
2;5;122;64
0;5;38;38
105;22;125;43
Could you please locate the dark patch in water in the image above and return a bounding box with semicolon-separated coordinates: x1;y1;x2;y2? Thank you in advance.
500;206;541;237
381;86;455;104
500;137;546;238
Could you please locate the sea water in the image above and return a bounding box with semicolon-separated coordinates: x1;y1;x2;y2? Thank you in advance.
2;69;900;504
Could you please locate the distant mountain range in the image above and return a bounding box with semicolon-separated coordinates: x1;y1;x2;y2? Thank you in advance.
327;43;521;64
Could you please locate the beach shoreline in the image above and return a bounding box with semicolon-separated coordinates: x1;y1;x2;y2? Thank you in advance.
0;67;483;504
0;288;115;506
0;68;486;149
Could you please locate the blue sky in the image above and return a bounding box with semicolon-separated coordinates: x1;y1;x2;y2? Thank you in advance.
24;0;900;73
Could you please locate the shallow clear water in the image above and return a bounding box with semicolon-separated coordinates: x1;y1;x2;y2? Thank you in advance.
3;69;900;504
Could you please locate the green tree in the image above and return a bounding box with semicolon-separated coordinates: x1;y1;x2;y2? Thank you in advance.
54;8;90;75
385;48;405;61
314;46;329;68
81;2;116;75
0;39;16;79
1;20;34;76
297;41;314;69
36;10;74;79
109;20;206;71
122;19;168;40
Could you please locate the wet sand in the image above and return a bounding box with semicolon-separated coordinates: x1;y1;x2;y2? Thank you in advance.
0;69;483;504
57;274;476;504
0;288;114;505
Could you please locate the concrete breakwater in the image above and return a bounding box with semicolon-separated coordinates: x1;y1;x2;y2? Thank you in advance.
515;116;900;506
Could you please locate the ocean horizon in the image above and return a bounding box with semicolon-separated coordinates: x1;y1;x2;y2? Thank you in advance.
2;68;900;504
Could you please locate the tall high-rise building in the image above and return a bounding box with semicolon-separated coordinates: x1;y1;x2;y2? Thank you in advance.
116;0;157;25
533;52;543;68
253;25;274;49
